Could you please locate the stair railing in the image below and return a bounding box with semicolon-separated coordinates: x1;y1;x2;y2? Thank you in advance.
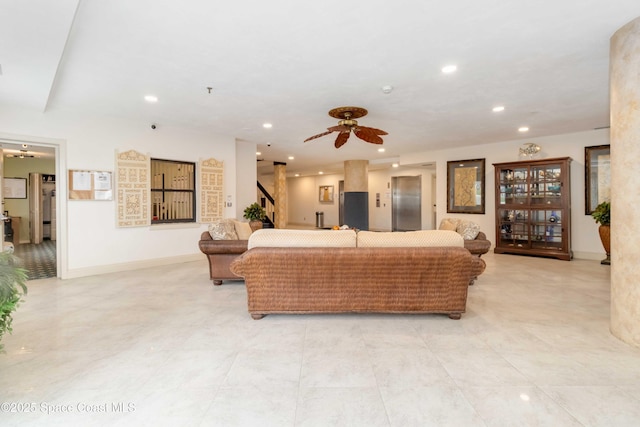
257;181;275;227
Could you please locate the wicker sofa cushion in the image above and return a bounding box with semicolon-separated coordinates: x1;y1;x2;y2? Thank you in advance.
248;229;357;249
357;230;463;247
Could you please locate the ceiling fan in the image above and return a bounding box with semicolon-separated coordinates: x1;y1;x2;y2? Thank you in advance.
304;106;388;148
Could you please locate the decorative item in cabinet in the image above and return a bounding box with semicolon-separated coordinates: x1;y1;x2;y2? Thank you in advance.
493;157;572;261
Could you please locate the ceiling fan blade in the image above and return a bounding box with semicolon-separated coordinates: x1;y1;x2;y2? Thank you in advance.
327;125;351;132
354;128;384;144
334;131;351;148
304;130;335;142
359;126;388;136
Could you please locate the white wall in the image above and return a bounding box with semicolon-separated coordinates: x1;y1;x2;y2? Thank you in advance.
287;174;342;227
0;105;252;277
235;140;257;219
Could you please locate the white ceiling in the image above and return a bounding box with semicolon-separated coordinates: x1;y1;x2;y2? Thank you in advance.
1;1;637;174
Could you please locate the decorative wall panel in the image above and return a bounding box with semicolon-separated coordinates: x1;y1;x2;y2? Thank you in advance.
116;150;150;227
199;158;224;223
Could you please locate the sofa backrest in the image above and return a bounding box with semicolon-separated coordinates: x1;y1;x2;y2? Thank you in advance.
248;229;357;249
356;230;464;247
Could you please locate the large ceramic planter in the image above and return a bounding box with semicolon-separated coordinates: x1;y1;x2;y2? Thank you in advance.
249;220;263;232
598;224;611;265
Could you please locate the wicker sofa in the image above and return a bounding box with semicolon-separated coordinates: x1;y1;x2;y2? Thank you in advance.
229;229;485;320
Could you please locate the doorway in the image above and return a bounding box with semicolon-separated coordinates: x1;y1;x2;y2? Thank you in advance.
1;139;59;280
392;175;422;231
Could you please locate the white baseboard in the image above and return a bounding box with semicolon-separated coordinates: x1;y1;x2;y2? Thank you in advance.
572;251;607;261
64;253;204;279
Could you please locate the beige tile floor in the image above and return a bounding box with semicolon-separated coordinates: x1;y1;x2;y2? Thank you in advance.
1;253;639;426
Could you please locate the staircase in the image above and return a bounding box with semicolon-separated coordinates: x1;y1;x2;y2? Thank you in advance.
257;181;275;228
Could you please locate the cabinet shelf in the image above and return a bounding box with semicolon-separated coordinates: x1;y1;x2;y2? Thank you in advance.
493;157;572;261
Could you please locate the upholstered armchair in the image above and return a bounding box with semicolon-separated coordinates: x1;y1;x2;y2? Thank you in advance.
439;218;491;284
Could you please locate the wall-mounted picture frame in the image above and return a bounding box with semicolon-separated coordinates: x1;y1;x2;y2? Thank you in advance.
319;185;334;203
585;144;610;215
3;177;27;199
447;158;485;214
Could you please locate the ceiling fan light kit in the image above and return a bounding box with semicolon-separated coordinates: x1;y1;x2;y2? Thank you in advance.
304;106;388;149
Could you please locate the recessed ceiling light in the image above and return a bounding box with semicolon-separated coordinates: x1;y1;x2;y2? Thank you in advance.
381;85;393;94
518;126;529;132
22;144;28;148
492;106;505;112
263;123;273;129
288;156;294;160
318;171;324;175
442;64;457;74
256;151;261;156
144;95;158;103
392;163;399;168
378;148;385;153
294;173;300;177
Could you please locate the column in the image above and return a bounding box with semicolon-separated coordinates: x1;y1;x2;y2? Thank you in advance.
343;160;369;230
273;162;287;229
610;16;640;348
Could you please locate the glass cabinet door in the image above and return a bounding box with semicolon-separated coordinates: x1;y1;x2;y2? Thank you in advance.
530;209;564;251
530;163;562;206
497;209;530;248
498;167;529;205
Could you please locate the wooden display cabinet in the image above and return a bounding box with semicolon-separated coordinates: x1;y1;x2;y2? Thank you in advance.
493;157;572;260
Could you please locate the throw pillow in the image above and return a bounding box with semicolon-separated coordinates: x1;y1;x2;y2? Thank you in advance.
456;220;480;240
208;219;238;240
233;220;253;240
439;218;459;231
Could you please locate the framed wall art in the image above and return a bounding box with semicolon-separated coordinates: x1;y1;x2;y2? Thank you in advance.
3;177;27;199
447;158;485;214
319;185;334;203
585;145;610;214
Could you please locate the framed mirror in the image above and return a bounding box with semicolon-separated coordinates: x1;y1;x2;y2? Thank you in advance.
585;145;610;214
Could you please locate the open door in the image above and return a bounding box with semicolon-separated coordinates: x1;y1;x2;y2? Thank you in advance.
29;172;43;244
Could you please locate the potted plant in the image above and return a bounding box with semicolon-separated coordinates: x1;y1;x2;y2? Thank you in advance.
243;202;266;231
591;201;610;265
0;252;28;352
